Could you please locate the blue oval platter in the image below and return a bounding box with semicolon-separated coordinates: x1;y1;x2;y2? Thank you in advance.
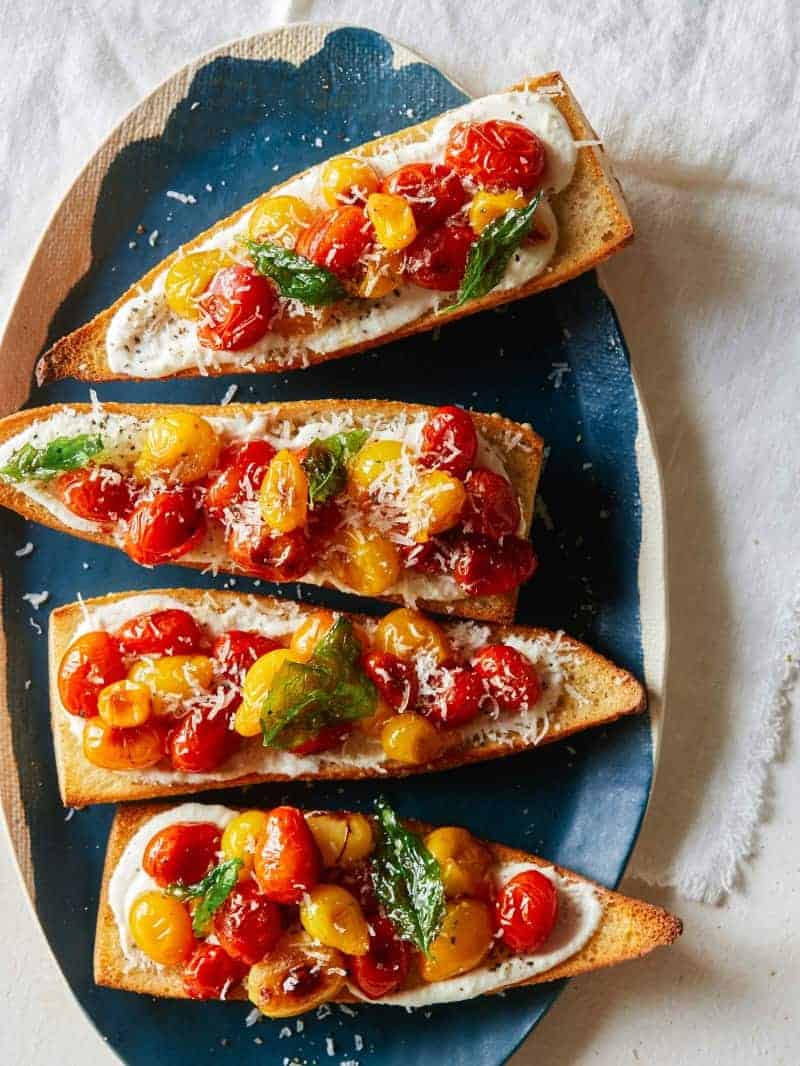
0;24;659;1066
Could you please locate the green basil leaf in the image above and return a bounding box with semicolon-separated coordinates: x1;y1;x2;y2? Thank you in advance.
370;797;445;954
167;857;243;935
261;616;376;749
0;433;104;483
302;429;369;507
447;191;544;311
245;239;347;305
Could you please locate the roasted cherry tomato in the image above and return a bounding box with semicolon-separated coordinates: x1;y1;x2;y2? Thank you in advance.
183;943;247;999
445;119;546;191
381;162;467;230
362;651;418;712
463;468;520;539
168;702;240;774
419;405;478;480
197;264;276;351
404;220;474;291
421;666;483;728
253;805;321;904
331;859;380;915
348;913;412;999
56;465;134;526
295;205;373;274
287;724;352;756
211;630;284;687
115;608;203;657
472;644;541;712
226;521;313;582
306;498;343;548
124;487;205;566
400;536;452;576
495;868;558;953
58;631;126;717
451;533;537;596
82;717;166;770
204;440;276;520
213;880;283;965
143;822;222;888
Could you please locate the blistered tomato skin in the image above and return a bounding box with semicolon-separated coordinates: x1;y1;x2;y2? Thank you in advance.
372;607;451;665
221;810;270;873
445;119;547;191
82;717;165;770
204;440;276;519
295;206;373;275
226;522;313;582
472;644;542;712
419;898;494;982
124;487;205;566
211;630;283;687
422;666;484;728
419;405;478;480
451;533;537;596
164;250;232;319
197;265;277;351
142;822;222;888
115;609;203;657
348;913;412;999
253;806;321;904
167;703;241;774
404;221;474;291
246;931;346;1018
463;468;520;539
248;195;315;245
58;631;126;717
321;156;380;207
183;943;247;999
56;466;134;526
381;163;467;230
135;414;221;485
129;891;195;966
259;449;308;533
496;869;558;953
362;651;418;712
213;880;283;965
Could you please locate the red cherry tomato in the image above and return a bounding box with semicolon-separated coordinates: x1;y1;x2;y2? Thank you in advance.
495;869;558;953
183;943;247;1000
348;913;411;999
142;822;222;887
115;608;203;656
168;703;240;774
253;805;320;904
226;521;313;582
213;880;283;965
287;724;352;756
400;536;452;576
419;405;478;479
445;119;546;191
381;163;467;230
56;465;134;527
57;631;126;717
451;533;537;596
124;487;205;566
211;630;284;687
463;468;520;539
204;440;276;520
295;206;373;275
197;265;276;351
421;666;483;728
362;651;418;712
404;221;474;291
472;644;541;712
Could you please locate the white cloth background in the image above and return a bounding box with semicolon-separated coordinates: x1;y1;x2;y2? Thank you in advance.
0;0;798;904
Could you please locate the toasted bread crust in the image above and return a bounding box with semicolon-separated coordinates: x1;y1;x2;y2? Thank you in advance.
37;73;632;385
51;587;645;807
0;398;542;623
94;803;680;1001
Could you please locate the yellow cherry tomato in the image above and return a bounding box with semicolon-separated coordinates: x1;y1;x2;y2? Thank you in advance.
419;898;494;982
164;250;231;319
357;249;403;298
129;891;195;965
305;812;375;867
299;884;370;955
135;413;221;484
468;189;527;234
82;717;164;770
348;439;406;496
373;607;451;665
380;712;443;765
247;931;345;1018
290;609;336;661
236;648;302;736
330;526;400;596
406;470;466;542
365;193;417;251
97;679;152;728
221;810;270;874
248;195;316;246
320;155;380;208
128;654;214;715
259;449;308;533
424;827;492;899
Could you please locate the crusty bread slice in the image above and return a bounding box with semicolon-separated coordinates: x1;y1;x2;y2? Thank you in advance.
0;399;542;624
94;803;680;1001
36;72;632;385
50;587;645;807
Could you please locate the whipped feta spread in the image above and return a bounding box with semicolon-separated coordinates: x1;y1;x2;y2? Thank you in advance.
108;802;603;1002
64;591;571;786
105;91;577;378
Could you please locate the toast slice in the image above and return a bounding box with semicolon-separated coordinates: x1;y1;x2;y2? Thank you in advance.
0;399;542;623
37;73;632;384
50;588;645;807
94;803;680;1003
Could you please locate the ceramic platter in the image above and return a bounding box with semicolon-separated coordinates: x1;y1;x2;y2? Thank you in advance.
0;24;666;1066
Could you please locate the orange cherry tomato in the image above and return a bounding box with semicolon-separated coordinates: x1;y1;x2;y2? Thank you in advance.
183;943;247;999
167;703;241;774
225;521;313;582
124;487;205;566
495;868;558;953
404;221;474;291
211;630;284;687
203;440;276;520
143;822;222;888
115;608;203;657
56;465;134;527
444;119;547;191
253;806;321;904
381;163;467;230
295;206;373;275
82;717;165;770
58;631;126;717
213;880;283;965
197;265;277;351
